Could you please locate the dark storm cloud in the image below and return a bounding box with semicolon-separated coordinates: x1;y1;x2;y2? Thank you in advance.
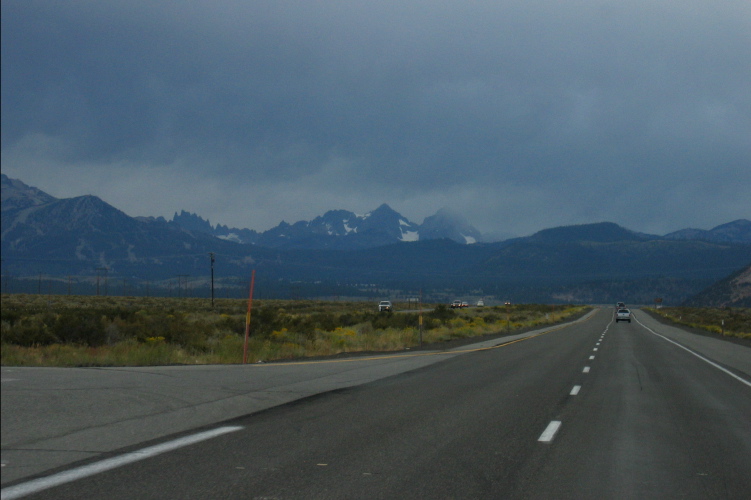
2;0;749;235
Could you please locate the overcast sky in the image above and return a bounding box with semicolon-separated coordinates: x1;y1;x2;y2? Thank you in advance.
2;1;749;238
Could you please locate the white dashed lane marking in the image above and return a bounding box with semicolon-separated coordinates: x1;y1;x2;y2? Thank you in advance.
538;421;562;442
538;320;611;445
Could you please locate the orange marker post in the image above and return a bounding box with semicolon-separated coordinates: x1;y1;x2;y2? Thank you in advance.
243;270;256;364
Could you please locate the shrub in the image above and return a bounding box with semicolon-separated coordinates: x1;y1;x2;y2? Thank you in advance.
427;304;456;324
52;311;107;346
648;307;750;338
2;314;57;346
1;294;591;365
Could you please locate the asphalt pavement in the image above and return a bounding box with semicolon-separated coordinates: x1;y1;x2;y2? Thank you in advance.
2;308;750;499
2;311;595;486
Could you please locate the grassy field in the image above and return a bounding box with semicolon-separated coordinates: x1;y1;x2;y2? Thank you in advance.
646;307;750;339
1;294;588;366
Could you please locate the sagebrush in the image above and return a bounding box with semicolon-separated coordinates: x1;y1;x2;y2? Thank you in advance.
1;294;587;366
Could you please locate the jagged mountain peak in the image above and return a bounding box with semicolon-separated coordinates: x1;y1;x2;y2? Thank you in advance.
215;204;419;248
171;210;214;233
252;204;421;249
361;204;403;223
3;175;751;305
354;205;419;242
1;173;57;212
367;203;398;215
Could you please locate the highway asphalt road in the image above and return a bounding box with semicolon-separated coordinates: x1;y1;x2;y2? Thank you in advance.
2;308;750;499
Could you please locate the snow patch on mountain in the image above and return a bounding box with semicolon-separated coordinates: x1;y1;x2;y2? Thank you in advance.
218;233;243;243
400;230;419;242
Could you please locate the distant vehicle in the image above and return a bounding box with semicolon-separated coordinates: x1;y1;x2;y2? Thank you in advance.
378;301;393;312
616;302;626;309
476;300;485;307
451;300;463;309
461;301;469;308
616;308;631;323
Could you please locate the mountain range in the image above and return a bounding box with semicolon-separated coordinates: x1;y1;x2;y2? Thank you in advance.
170;204;483;249
2;174;750;305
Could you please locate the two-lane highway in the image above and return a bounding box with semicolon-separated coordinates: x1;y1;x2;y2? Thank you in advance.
2;308;750;499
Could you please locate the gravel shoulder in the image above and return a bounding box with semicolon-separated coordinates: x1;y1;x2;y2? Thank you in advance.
640;308;751;348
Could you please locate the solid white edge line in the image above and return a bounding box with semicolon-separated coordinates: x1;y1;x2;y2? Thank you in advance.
634;315;751;388
538;421;562;442
1;426;244;500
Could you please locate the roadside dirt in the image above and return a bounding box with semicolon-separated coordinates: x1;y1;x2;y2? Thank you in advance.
278;307;595;363
640;308;751;348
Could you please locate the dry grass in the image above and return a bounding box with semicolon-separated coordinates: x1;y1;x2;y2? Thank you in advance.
1;294;588;366
646;307;750;339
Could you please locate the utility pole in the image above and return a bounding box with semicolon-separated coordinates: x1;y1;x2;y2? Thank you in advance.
96;267;109;296
176;275;190;298
209;252;215;307
505;301;511;333
419;289;423;348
